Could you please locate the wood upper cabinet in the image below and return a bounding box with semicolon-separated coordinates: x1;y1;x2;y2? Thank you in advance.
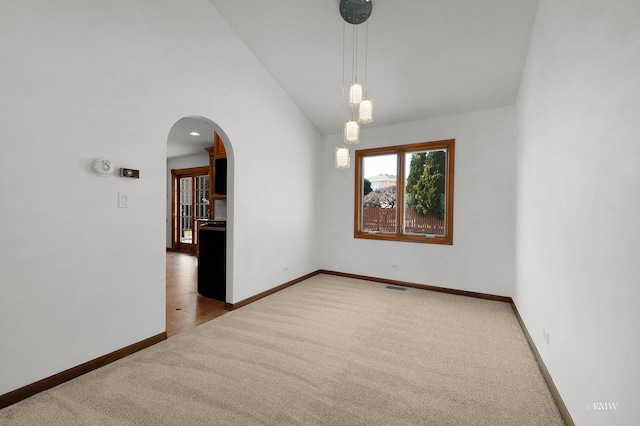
205;132;227;206
213;132;226;158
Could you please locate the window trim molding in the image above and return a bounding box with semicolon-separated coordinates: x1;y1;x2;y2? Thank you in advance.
354;139;455;245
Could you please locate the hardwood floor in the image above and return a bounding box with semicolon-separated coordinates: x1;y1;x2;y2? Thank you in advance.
166;251;229;337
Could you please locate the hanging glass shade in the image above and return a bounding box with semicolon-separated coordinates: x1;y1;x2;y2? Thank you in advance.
348;82;363;106
343;120;360;144
358;99;373;123
335;146;350;169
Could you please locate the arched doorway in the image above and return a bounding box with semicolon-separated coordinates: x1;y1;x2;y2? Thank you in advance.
165;116;234;336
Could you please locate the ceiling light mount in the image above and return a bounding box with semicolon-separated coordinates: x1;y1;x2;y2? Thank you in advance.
340;0;372;25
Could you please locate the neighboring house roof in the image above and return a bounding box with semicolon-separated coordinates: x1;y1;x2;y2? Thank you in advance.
365;174;396;182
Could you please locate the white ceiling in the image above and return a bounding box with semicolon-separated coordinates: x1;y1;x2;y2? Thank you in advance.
169;0;539;158
167;117;214;159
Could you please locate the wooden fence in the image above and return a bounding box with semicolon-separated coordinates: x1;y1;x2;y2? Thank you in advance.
363;207;444;234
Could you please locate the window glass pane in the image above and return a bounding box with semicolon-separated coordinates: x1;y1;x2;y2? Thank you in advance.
403;149;447;236
362;154;397;233
179;177;193;243
194;174;210;220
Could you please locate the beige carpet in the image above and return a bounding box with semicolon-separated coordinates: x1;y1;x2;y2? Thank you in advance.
0;274;564;425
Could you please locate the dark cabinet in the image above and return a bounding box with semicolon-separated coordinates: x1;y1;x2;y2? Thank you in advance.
197;224;226;301
214;158;227;195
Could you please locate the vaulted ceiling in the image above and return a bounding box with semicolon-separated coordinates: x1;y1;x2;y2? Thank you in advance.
209;0;539;134
169;0;540;158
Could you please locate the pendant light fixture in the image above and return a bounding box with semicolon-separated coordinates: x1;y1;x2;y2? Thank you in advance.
358;17;374;124
358;99;373;123
336;0;374;168
335;146;351;169
349;83;363;106
343;119;360;143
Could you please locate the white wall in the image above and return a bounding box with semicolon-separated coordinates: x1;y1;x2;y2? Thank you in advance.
0;0;321;396
515;1;640;424
321;106;516;297
165;153;210;248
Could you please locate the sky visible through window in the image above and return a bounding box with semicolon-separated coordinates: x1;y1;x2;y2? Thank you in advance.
363;154;396;179
363;150;446;180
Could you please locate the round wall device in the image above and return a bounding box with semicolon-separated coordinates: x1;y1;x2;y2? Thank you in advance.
92;158;114;176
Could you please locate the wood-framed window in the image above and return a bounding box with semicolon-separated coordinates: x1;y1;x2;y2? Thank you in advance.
354;139;455;245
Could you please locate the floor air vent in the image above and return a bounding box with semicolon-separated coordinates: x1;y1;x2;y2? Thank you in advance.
386;285;407;291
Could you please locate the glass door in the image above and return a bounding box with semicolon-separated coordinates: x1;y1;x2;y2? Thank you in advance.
172;166;210;252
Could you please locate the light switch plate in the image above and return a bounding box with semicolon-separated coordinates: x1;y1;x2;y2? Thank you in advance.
118;192;130;208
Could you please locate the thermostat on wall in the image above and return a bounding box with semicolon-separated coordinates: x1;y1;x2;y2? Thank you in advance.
92;158;114;176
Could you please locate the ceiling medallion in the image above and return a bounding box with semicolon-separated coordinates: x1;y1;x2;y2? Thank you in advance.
339;0;373;25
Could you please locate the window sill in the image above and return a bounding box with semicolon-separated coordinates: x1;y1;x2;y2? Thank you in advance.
354;231;453;245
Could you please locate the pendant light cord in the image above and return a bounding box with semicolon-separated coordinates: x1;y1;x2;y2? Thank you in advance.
342;20;346;123
353;22;357;84
351;0;358;120
364;20;369;97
